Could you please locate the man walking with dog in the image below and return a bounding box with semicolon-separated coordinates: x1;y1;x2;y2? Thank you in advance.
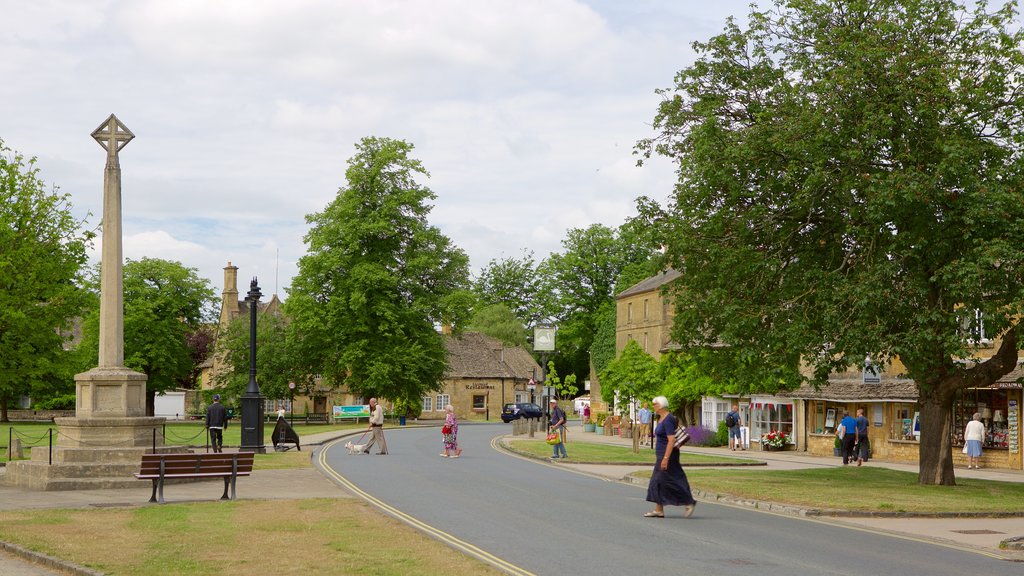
362;397;388;455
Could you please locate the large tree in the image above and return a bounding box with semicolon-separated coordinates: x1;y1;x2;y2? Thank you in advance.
78;258;218;414
638;0;1024;484
0;141;94;422
539;224;662;385
286;137;472;403
473;250;548;327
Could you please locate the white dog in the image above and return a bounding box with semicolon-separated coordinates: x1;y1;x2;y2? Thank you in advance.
344;441;367;455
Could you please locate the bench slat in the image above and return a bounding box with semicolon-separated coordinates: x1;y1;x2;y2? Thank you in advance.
136;452;255;503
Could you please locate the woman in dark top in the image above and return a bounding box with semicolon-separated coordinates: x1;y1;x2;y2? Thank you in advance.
644;395;696;518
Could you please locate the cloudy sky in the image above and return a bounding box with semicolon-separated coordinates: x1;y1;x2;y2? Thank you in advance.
1;0;753;299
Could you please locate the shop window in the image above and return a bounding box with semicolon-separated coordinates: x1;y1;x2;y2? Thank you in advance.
810;401;847;434
891;402;919;441
953;388;1009;448
750;400;793;441
473;395;486;410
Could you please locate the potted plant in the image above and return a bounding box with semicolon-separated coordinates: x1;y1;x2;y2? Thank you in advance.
594;412;607;435
761;430;788;450
833;435;842;457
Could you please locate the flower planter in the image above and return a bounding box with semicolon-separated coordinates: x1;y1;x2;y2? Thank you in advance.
594;426;604;435
584;423;596;433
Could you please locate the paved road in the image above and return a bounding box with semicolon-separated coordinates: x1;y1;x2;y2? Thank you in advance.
319;423;1023;576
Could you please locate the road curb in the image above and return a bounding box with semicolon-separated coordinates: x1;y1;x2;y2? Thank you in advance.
0;540;104;576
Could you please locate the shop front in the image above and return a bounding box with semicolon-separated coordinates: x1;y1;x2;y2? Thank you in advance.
788;377;1023;470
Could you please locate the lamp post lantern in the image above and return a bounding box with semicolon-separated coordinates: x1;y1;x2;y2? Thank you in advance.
240;277;266;453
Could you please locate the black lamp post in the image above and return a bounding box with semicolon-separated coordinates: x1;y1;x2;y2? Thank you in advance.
240;277;266;453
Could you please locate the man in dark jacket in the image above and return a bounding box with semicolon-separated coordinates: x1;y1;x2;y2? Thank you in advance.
206;394;229;453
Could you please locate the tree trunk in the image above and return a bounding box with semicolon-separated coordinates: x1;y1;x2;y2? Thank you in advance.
916;384;957;485
0;396;8;423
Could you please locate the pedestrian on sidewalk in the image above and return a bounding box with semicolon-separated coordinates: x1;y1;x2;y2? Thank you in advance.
638;402;652;444
643;395;696;519
582;403;591;428
726;404;742;451
964;412;985;469
854;408;870;466
549;398;568;459
205;394;228;453
837;411;857;465
440;404;461;458
362;398;388;455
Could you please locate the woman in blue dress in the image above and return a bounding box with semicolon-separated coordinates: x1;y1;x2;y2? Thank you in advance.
644;395;696;518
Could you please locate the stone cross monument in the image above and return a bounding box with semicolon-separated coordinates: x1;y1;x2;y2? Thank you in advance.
67;114;151;426
4;115;170;490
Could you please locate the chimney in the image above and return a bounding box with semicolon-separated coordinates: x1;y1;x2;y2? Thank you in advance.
220;262;239;324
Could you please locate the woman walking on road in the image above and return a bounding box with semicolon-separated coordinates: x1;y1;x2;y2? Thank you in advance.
440;404;461;458
643;396;696;519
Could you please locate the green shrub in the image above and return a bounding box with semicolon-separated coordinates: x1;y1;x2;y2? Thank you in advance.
34;394;76;410
715;419;729;446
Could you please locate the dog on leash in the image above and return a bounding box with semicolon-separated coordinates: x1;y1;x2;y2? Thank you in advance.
344;441;367;454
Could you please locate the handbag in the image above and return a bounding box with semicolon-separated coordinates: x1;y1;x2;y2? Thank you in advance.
673;428;690;448
962;443;969;454
545;431;561;445
441;424;452;435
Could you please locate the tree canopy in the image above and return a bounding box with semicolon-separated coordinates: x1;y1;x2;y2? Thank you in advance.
78;258;217;414
214;310;296;401
638;0;1024;484
0;141;94;421
286;136;473;402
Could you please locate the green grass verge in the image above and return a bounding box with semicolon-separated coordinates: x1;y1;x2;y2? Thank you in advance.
645;467;1024;514
506;439;756;465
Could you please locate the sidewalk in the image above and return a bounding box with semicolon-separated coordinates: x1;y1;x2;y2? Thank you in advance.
544;423;1024;558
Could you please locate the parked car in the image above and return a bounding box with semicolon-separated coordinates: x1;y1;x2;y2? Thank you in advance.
501;402;543;423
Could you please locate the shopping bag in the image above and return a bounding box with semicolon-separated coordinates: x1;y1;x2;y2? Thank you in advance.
546;431;561;445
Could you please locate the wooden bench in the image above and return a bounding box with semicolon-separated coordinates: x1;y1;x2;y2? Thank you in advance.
135;452;255;504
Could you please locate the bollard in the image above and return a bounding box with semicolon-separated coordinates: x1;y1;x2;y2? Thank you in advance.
9;437;24;460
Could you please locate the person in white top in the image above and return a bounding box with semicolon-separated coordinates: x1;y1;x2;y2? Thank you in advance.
963;412;985;469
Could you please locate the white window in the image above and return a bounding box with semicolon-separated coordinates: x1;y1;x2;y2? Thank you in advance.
701;398;730;429
421;396;432;412
963;309;991;344
435;394;450;411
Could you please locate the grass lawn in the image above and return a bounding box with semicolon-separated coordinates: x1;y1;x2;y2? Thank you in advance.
650;467;1024;514
0;499;504;576
506;439;756;465
0;421;364;463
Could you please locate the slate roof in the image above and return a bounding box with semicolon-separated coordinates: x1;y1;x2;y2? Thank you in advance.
444;332;540;380
616;269;682;299
780;377;919;402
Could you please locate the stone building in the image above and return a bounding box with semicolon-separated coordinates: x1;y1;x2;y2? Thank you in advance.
423;332;542;422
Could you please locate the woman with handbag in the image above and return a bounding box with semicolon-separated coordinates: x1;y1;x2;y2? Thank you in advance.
643;395;696;518
440;404;461;458
548;398;568;460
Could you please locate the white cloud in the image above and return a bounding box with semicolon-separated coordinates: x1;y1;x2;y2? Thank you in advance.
1;0;755;294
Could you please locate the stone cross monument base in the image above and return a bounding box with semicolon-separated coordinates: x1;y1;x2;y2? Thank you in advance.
3;368;188;491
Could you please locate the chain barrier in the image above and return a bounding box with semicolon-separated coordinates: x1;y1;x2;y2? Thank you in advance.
160;425;207;445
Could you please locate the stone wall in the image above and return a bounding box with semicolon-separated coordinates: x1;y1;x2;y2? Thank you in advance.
4;409;75;421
